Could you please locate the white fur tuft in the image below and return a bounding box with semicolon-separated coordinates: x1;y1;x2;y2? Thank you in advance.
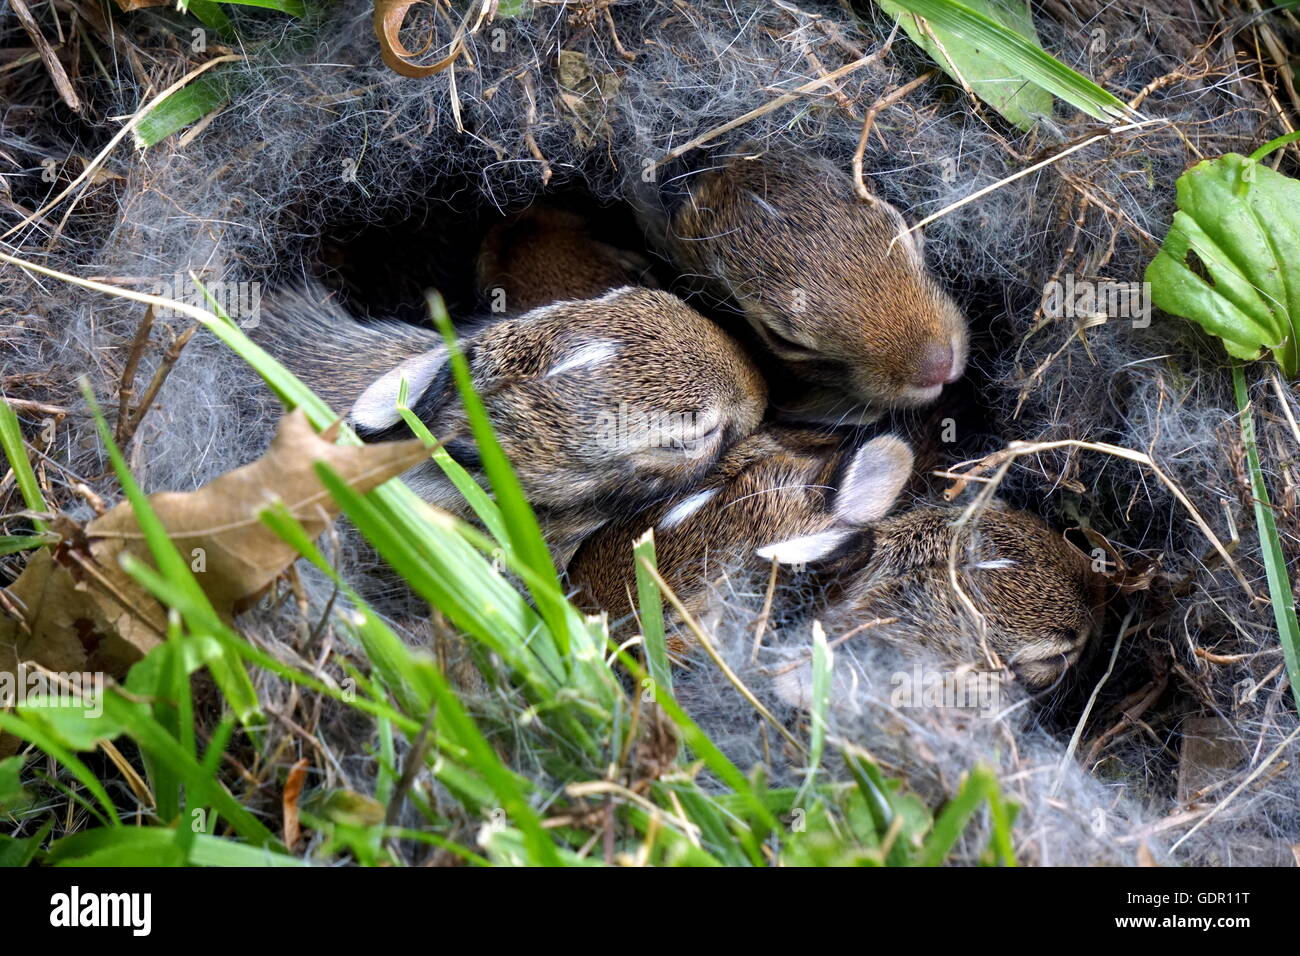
351;349;447;431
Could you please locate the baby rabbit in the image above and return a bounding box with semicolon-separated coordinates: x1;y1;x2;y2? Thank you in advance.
568;427;914;620
569;427;1101;689
257;284;767;561
476;206;656;314
766;503;1104;691
643;146;968;417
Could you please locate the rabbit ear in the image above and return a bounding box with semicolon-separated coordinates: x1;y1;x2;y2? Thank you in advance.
756;529;854;566
757;435;912;567
834;435;913;525
350;346;448;434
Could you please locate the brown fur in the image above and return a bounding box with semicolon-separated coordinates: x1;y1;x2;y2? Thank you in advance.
476;206;655;313
655;148;968;412
250;286;447;416
833;505;1104;690
569;427;1102;689
257;285;767;562
568;427;854;618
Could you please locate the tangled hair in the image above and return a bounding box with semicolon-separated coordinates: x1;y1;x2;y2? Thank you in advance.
2;0;1297;863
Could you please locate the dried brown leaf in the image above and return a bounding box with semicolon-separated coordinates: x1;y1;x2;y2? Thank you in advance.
372;0;462;79
1;411;425;753
283;757;311;850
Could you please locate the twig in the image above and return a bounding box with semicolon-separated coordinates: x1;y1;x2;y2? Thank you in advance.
117;321;200;449
750;558;780;663
115;305;154;445
9;0;81;113
520;72;552;185
655;47;891;168
852;70;936;203
0;397;69;419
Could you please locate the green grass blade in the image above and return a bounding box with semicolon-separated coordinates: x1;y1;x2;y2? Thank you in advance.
913;765;997;866
262;503;563;864
880;0;1132;122
132;73;234;149
795;622;831;808
428;295;574;660
0;397;48;532
257;502;546;814
633;531;672;697
1233;364;1300;711
396;378;510;547
613;645;778;848
45;826;307;866
0;533;58;557
97;689;279;847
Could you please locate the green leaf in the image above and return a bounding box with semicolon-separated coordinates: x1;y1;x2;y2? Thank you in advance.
209;0;305;13
133;73;236;150
0;533;58;557
45;826;306;867
1233;365;1300;712
182;0;233;34
913;765;1006;866
0;818;53;867
0;754;32;813
1146;150;1300;377
878;0;1130;126
0;712;119;824
880;0;1051;129
0;397;48;532
18;696;127;752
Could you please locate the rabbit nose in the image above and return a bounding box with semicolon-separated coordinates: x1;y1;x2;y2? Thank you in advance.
914;343;957;388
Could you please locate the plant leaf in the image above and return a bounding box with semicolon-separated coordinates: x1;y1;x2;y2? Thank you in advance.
1233;365;1300;712
880;0;1052;129
133;73;234;150
1146;152;1300;377
0;410;426;755
0;397;48;532
878;0;1131;126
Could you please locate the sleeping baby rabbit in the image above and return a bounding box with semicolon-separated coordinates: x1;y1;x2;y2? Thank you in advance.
641;145;968;421
569;427;1102;689
256;283;766;561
